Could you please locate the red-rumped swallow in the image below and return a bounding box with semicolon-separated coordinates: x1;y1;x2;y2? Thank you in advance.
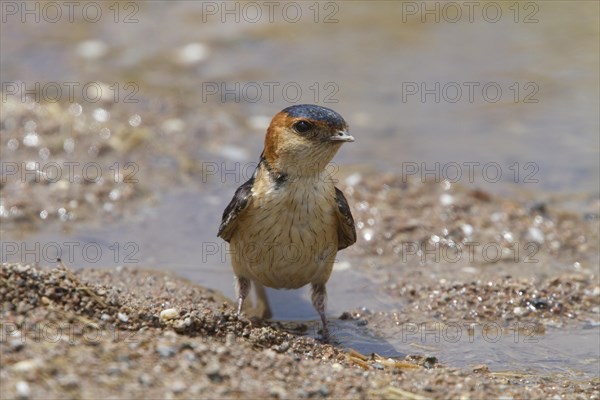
217;104;356;339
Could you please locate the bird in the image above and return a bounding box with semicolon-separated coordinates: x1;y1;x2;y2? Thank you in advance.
217;104;356;339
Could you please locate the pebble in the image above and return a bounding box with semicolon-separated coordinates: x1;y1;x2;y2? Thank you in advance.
225;332;236;347
57;374;80;388
170;380;187;393
269;385;288;398
205;359;221;376
77;40;108;59
160;308;180;321
118;312;129;322
440;193;454;206
473;364;490;373
319;386;331;396
8;339;25;352
331;363;344;372
16;381;31;399
156;345;177;358
461;224;474;237
138;373;153;386
274;341;290;353
526;227;545;244
513;307;527;317
106;366;122;376
13;359;41;373
205;359;223;382
176;42;209;65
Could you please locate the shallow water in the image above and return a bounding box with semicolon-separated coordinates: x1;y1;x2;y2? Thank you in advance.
2;0;599;381
329;321;600;379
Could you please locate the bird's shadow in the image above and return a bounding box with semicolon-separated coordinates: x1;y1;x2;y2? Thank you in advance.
247;288;404;358
272;317;405;358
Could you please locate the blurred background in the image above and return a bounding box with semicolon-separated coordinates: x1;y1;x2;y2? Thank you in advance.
1;0;599;373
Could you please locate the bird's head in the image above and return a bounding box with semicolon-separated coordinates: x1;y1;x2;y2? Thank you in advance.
262;104;354;178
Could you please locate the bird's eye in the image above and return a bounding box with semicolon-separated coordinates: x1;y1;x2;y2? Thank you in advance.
293;120;312;134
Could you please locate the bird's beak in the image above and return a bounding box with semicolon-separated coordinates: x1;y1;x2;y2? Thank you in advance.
328;130;355;143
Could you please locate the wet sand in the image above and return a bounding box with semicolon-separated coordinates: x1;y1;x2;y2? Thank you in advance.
2;261;599;399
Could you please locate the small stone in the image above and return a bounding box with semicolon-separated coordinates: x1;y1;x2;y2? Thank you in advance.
160;308;179;321
205;359;222;382
16;381;30;399
176;42;209;65
173;318;191;332
525;227;545;244
339;312;353;320
77;40;108;60
13;359;41;373
264;349;277;360
117;312;129;322
9;339;25;352
331;363;344;372
225;332;236;347
461;224;474;237
106;366;122;376
423;356;438;369
170;380;186;393
275;341;290;353
205;359;220;376
440;193;454;206
156;345;177;358
473;364;489;373
269;385;288;398
138;373;153;386
513;307;527;317
58;374;80;388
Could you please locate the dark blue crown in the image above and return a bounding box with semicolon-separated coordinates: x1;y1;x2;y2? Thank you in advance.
281;104;346;129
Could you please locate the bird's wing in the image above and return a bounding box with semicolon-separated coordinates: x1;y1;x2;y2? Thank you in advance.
335;187;357;250
217;176;254;242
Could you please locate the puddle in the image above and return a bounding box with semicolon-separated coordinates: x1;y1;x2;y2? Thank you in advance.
314;321;600;379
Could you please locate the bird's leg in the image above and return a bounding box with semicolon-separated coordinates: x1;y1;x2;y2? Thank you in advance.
311;283;329;340
236;276;250;316
253;281;272;319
